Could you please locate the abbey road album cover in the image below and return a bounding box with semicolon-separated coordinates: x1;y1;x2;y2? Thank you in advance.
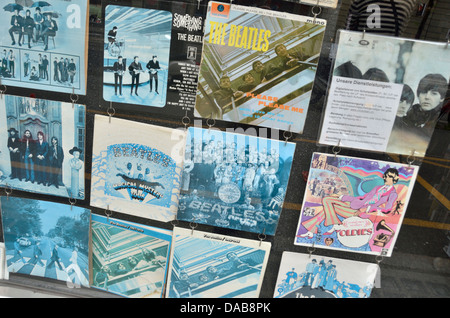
90;115;187;222
194;2;326;133
294;153;418;256
1;196;90;287
274;251;378;298
319;30;450;157
165;227;271;298
103;2;205;114
90;214;172;298
0;0;89;94
0;94;86;199
177;126;296;235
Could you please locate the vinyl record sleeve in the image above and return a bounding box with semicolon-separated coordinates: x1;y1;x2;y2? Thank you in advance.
294;152;419;256
0;94;86;199
90;115;187;222
165;226;271;298
103;1;205;114
89;214;172;298
194;2;326;133
0;0;89;94
0;196;90;287
177;126;296;235
319;30;450;157
274;251;378;298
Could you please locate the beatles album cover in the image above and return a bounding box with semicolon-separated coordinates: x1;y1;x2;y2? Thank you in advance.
319;30;450;157
0;0;89;94
90;214;172;298
0;94;86;199
194;2;326;133
165;226;271;298
177;127;296;235
0;196;90;287
274;251;378;298
90;115;187;222
103;2;205;114
294;153;419;256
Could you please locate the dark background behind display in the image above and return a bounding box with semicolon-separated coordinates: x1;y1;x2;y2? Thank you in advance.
0;0;449;299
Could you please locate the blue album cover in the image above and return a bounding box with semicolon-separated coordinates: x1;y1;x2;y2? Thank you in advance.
103;4;172;107
90;214;172;298
0;94;86;199
90;115;187;222
1;196;90;287
0;0;88;94
177;127;296;235
166;227;271;298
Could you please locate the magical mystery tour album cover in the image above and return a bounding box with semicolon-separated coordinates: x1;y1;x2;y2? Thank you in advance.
0;0;89;94
294;153;419;256
194;1;326;133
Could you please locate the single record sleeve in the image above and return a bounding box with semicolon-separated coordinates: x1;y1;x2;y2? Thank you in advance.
318;30;450;157
0;94;86;200
0;196;90;286
90;115;187;222
274;251;378;298
165;226;271;298
194;2;327;133
89;214;172;298
0;0;89;94
177;126;296;235
294;152;419;256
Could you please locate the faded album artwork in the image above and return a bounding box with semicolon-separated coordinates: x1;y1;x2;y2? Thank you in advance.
194;2;326;132
0;94;86;199
165;227;270;298
294;153;418;256
90;214;172;298
90;115;187;222
1;196;90;286
103;4;172;107
319;30;450;157
177;127;296;235
0;0;89;94
274;252;378;298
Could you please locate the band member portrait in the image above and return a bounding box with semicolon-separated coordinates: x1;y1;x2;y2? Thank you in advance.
146;55;161;94
128;56;143;96
7;128;21;180
213;75;244;111
33;7;44;42
107;26;118;49
34;131;49;185
47;136;64;188
68;58;76;84
23;10;35;49
21;129;35;183
41;12;58;51
9;8;24;47
113;55;126;96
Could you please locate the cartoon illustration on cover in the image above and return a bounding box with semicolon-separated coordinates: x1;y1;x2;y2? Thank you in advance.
166;227;270;298
90;115;186;222
0;0;88;94
177;127;296;235
103;4;172;107
1;196;90;286
274;252;378;298
0;94;86;199
294;153;418;256
90;214;172;298
194;2;326;132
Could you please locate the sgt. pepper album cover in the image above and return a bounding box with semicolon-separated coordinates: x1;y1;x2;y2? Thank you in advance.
274;251;378;298
294;153;419;256
90;115;187;222
0;0;89;94
165;226;271;298
90;214;172;298
1;196;90;287
177;126;296;235
194;2;326;133
0;94;86;199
